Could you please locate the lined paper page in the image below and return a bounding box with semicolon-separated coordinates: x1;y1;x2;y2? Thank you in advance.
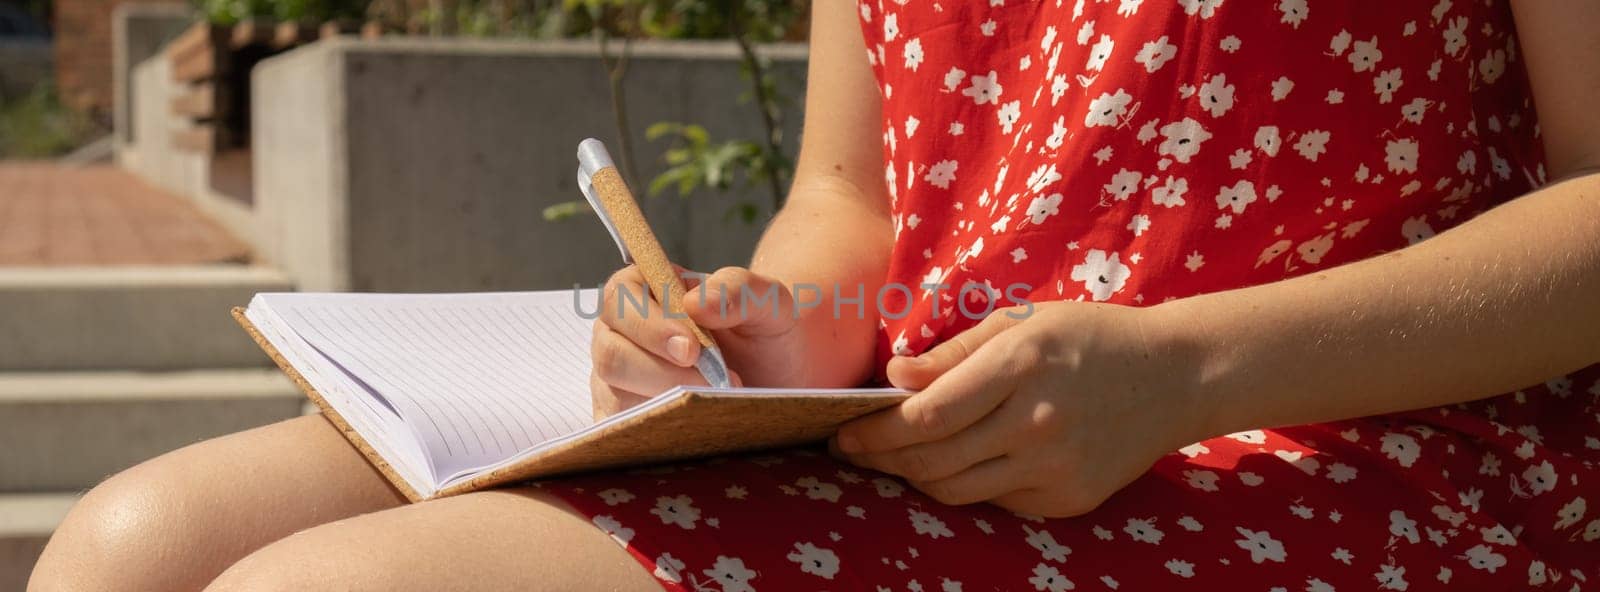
258;290;599;480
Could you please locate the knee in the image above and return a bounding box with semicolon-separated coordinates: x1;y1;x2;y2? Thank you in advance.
204;527;397;592
30;461;215;592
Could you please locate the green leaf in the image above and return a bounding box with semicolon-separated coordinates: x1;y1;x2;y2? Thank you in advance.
542;200;593;221
645;121;681;141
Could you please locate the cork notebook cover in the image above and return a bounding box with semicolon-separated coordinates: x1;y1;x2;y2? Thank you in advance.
232;290;906;502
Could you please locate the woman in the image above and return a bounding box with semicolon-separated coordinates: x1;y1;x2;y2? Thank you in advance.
31;0;1600;589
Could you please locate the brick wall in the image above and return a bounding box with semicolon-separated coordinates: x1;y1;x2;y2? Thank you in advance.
53;0;186;120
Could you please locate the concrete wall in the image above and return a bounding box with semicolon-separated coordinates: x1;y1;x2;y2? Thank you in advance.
122;54;260;248
0;40;52;100
111;3;191;145
251;38;808;293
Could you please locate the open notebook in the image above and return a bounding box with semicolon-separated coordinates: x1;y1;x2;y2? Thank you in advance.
235;289;906;501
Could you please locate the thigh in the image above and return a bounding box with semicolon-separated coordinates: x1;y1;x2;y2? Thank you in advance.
204;488;658;592
31;414;405;592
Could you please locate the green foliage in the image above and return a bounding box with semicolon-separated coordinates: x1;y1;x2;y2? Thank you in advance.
196;0;370;25
645;122;784;223
0;85;100;159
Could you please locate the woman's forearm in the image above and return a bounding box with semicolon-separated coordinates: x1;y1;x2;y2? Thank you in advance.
748;175;894;387
1160;173;1600;439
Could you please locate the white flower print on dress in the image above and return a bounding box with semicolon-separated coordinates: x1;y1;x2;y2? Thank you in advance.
1330;29;1352;55
1376;565;1409;591
1326;463;1358;483
1045;117;1067;150
1389;510;1421;544
1296;232;1335;264
998;100;1022;134
650;495;702;529
1134;36;1177;73
592;515;634;545
883;13;898;42
1380;432;1421;467
962;71;1003;105
1029;563;1074;592
795;476;842;502
1385;138;1419;174
904;38;923;71
1234;527;1287;563
1151;176;1189;207
1271;76;1294;101
1164;559;1195;578
1254;126;1282;157
1117;0;1143;17
1219;35;1241;52
787;542;841;579
1522;461;1557;496
1278;0;1307;28
1403;97;1430;123
1184;469;1221;492
1085;89;1133;127
1026;193;1064;224
1349;36;1382;72
1070;249;1132;301
1124;518;1165;544
909;508;955;539
926;160;958;189
1293;130;1331;161
1126;214;1151;236
1085;34;1114;71
1480;49;1506;84
1215;180;1257;214
1197;74;1235;117
1026;164;1063;194
1177;516;1204;531
1157;118;1212;163
703;556;758;592
1401;216;1435;244
1443;16;1468;56
1554;497;1587;530
1024;526;1072;562
943;67;966;92
1465;545;1507;573
598;488;635;506
652;553;686;583
1374;67;1403;103
1105;169;1142;200
1177;0;1223;19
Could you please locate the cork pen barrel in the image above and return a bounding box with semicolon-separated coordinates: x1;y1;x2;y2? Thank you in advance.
589;167;721;351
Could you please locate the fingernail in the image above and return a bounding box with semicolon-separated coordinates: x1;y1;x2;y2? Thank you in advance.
667;335;695;366
835;432;862;454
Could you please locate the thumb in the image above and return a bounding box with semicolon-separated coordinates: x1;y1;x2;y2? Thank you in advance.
887;310;1023;390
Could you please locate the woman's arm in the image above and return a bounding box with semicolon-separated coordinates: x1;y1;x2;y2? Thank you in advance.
741;0;894;388
1173;1;1600;438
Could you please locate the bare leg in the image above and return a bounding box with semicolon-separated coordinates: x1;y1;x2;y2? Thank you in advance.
203;488;658;591
29;415;406;592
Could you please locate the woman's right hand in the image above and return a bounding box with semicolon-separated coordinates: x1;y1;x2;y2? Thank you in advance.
590;265;810;419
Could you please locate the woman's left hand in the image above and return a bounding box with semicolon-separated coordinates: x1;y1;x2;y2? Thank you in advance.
832;300;1212;518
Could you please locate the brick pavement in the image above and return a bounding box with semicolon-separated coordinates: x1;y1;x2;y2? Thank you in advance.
0;162;251;266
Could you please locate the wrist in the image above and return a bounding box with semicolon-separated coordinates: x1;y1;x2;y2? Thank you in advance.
1142;296;1243;445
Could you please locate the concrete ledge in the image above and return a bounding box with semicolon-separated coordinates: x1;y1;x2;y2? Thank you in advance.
0;493;79;591
252;38;806;293
0;369;302;492
0;266;291;371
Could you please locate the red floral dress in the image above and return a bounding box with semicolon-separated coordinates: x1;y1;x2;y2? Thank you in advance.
546;1;1600;589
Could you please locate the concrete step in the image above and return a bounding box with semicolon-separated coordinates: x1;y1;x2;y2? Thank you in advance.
0;369;305;492
0;493;78;591
0;266;292;371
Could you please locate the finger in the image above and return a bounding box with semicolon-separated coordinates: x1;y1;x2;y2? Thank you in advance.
601;266;700;367
842;398;1024;482
887;307;1024;390
684;267;795;335
589;372;649;420
591;322;708;395
836;336;1024;454
988;488;1096;519
909;456;1029;506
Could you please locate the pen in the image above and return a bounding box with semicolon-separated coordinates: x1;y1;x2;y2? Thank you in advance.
577;138;733;389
